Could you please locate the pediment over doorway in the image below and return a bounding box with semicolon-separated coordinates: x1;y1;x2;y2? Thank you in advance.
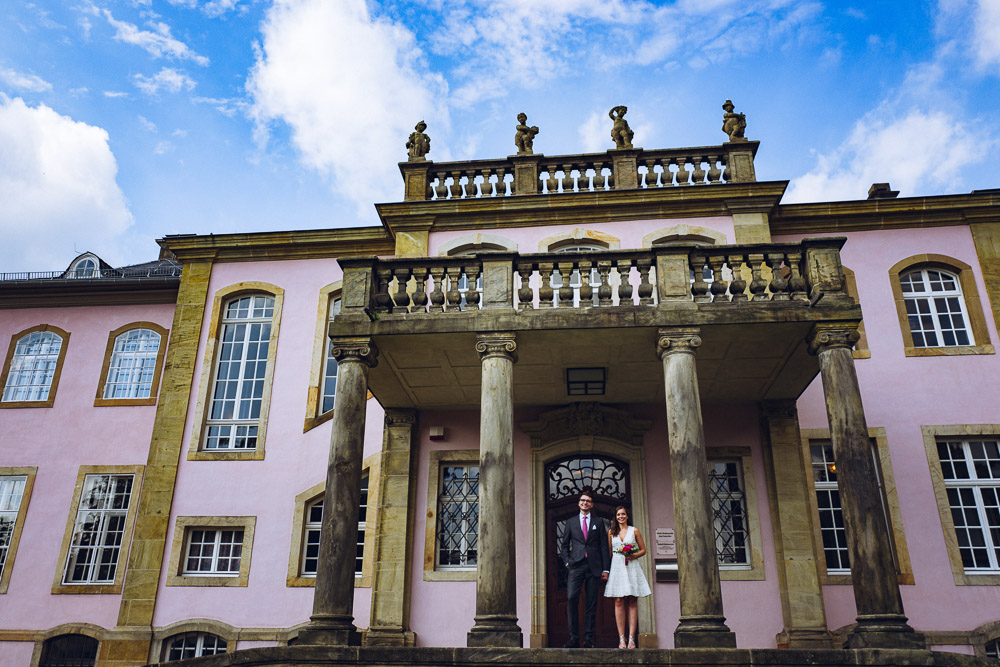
520;403;651;447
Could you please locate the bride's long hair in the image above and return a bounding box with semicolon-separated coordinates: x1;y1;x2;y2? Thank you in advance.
608;505;631;538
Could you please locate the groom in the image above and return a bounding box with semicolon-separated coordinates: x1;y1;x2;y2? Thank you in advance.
559;490;610;648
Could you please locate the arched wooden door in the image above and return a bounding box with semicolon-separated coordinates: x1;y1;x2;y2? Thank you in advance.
544;454;630;648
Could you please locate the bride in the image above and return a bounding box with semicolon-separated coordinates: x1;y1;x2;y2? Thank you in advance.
604;505;651;649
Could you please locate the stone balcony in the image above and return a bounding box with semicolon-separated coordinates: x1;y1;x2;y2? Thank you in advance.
332;237;860;409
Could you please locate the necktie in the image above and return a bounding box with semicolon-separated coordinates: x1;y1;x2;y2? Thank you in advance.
582;515;588;541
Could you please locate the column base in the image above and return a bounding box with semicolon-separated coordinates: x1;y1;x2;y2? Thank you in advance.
467;614;523;647
297;614;362;646
363;627;416;647
674;615;737;648
777;628;834;649
845;615;926;650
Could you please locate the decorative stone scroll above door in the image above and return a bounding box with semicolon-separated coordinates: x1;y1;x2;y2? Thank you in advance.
521;403;656;648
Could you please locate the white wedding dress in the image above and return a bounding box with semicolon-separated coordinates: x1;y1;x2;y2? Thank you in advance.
604;525;651;598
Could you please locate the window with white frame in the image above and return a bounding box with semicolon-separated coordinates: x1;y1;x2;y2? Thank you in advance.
70;258;98;279
708;460;749;566
436;464;479;569
0;476;26;578
809;439;896;574
2;330;63;402
62;474;134;584
552;243;604;307
300;473;368;577
937;438;1000;573
204;295;275;450
985;637;999;659
163;632;227;661
103;328;162;399
900;268;972;347
320;297;342;414
183;528;245;575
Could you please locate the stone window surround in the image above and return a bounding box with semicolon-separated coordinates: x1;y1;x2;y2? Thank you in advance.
921;423;1000;586
0;466;37;594
437;233;518;256
800;428;914;586
842;267;871;359
93;322;169;407
149;618;288;663
166;515;256;587
0;324;71;409
537;227;619;252
423;449;480;582
708;446;765;580
285;452;380;588
641;223;727;248
51;465;145;595
888;254;994;357
188;282;284;461
26;623;106;667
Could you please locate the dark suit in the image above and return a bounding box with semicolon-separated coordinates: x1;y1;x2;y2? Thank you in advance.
559;512;611;645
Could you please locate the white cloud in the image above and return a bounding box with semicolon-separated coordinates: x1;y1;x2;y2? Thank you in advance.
78;16;92;40
785;109;985;203
577;110;607;153
204;0;241;17
191;95;241;116
154;140;174;154
138;115;157;132
133;67;196;95
103;90;128;98
98;7;209;65
0;66;52;93
972;0;1000;69
247;0;449;219
0;96;134;272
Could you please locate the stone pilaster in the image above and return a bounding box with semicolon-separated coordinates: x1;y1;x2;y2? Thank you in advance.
365;409;418;647
467;333;523;648
656;328;736;648
300;338;378;647
760;400;833;648
807;323;924;650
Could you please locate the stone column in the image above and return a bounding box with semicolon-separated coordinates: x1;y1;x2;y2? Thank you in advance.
299;337;378;647
467;332;523;647
807;323;924;649
656;328;736;648
760;400;832;648
366;409;418;646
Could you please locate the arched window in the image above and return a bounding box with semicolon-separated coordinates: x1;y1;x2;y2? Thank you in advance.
900;267;971;347
299;473;368;578
40;634;98;667
100;327;164;400
70;258;98;279
1;327;68;405
163;632;227;661
889;255;993;356
204;294;276;451
320;297;342;414
986;637;999;659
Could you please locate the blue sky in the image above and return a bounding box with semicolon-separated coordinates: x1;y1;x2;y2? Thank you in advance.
1;0;998;272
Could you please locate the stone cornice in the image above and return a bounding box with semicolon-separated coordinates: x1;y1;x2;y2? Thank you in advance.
771;190;1000;235
158;227;394;263
0;279;180;309
376;182;789;235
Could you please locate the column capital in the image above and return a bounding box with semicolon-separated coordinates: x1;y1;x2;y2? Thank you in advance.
656;327;702;358
807;323;860;356
761;399;798;421
476;332;518;362
384;409;417;427
330;337;379;368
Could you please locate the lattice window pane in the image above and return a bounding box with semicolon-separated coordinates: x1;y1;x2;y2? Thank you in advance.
183;528;244;575
165;632;227;661
708;461;749;565
300;473;368;577
3;330;62;402
985;638;1000;659
437;465;479;569
103;328;161;399
63;475;133;584
321;298;342;413
0;476;26;578
939;438;1000;572
41;634;98;667
901;268;971;348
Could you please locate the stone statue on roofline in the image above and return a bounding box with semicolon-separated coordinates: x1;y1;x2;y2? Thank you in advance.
722;100;747;142
609;105;634;149
406;120;431;160
514;113;539;155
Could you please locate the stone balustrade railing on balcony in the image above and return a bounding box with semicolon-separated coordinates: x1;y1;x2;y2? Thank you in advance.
398;142;759;202
337;238;850;319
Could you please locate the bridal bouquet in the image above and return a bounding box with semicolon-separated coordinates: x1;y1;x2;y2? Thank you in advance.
620;543;636;566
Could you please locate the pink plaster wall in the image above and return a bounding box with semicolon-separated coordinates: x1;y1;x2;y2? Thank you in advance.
428;217;736;256
776;226;1000;635
0;303;175;632
152;259;381;630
